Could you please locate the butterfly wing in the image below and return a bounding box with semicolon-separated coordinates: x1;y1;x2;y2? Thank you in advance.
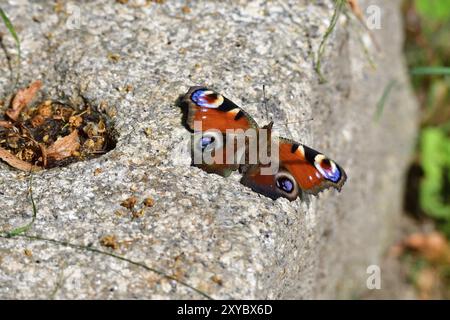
190;131;240;177
178;87;258;177
178;86;258;132
240;137;347;201
240;164;301;201
278;138;346;194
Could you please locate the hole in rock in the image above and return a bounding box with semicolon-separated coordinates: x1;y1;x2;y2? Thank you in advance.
0;89;116;170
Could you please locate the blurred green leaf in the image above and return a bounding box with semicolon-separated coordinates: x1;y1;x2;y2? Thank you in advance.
0;8;19;44
415;0;450;20
420;128;450;222
411;67;450;76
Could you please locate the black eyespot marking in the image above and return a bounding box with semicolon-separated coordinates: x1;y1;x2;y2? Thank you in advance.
234;110;245;121
276;176;294;193
303;145;320;164
321;158;332;169
200;136;215;150
291;143;300;153
206;92;219;100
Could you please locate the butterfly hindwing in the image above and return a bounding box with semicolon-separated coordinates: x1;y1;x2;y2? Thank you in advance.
278;138;346;196
240;137;347;201
240;164;301;201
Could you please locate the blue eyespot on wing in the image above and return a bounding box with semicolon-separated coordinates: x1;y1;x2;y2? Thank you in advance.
315;158;341;183
191;89;224;109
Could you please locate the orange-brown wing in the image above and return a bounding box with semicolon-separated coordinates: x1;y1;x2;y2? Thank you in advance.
240;164;300;201
177;86;258;132
190;131;241;177
178;86;258;177
240;138;347;201
278;138;346;195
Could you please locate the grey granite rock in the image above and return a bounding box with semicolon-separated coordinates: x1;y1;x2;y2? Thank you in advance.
0;0;418;299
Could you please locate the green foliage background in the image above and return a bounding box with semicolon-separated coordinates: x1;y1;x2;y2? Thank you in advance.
405;0;450;236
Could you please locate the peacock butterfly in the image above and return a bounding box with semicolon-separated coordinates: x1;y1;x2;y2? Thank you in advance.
177;86;347;201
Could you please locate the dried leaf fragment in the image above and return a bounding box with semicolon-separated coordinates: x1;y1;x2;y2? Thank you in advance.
144;127;152;137
416;268;438;300
0;120;13;128
143;197;155;207
39;143;48;168
404;232;450;263
69;115;83;128
0;146;41;171
211;275;223;286
6;80;43;121
31;114;45;128
347;0;364;21
132;208;145;219
181;6;191;14
37;101;53;118
1;80;114;170
107;53;121;62
121;196;137;209
346;0;380;51
100;235;119;250
46;130;80;161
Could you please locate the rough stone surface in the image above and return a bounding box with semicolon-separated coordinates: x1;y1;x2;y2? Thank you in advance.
0;0;418;299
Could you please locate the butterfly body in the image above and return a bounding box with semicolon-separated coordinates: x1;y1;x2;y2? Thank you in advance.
177;86;347;201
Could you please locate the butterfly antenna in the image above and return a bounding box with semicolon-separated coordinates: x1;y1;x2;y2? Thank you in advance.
284;118;314;125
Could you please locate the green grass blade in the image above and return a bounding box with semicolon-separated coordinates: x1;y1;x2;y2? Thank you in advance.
0;7;21;85
314;0;345;83
0;173;212;299
5;173;37;237
374;79;397;122
411;67;450;76
0;233;213;299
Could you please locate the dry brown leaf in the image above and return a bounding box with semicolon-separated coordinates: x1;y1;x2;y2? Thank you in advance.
132;208;145;219
347;0;364;21
31;114;45;128
120;196;138;209
404;233;427;249
210;274;223;286
181;6;191;14
0;120;13;128
47;130;80;160
143;197;155;207
6;80;43;121
0;146;42;172
68;115;83;128
416;268;437;300
39;143;48;168
388;243;404;258
100;235;119;250
37;101;53;118
404;232;450;263
346;0;380;51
